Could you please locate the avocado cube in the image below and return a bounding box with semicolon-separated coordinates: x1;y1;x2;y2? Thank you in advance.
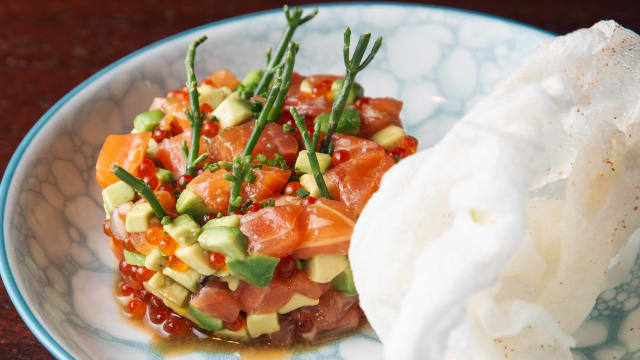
163;214;201;246
314;108;361;136
197;226;248;260
299;173;336;198
145;248;166;272
305;254;348;283
202;214;242;229
241;69;264;87
227;254;279;287
278;293;319;314
332;264;358;296
329;79;364;105
176;189;209;220
371;125;406;150
246;313;280;338
162;267;201;292
299;78;313;94
214;327;250;342
212;97;253;128
133;109;165;132
189;305;224;331
175;244;216;276
219;275;240;291
295;150;332;174
123;250;146;266
102;181;135;219
144;273;189;307
155;168;174;184
125;202;155;233
198;85;229;110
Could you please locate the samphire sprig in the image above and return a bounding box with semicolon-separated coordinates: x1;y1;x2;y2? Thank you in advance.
227;42;299;212
290;108;332;199
182;35;210;176
321;27;382;153
252;5;317;97
112;165;168;219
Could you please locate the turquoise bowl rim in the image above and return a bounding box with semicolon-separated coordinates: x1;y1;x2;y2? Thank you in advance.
0;3;554;359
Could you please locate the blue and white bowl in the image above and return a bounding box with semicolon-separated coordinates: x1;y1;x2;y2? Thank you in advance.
0;3;563;359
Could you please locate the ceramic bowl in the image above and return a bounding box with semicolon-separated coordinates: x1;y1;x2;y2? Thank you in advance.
0;3;564;359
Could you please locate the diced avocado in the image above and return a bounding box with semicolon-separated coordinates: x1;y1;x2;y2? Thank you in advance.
241;69;264;87
278;293;319;314
329;79;364;105
162;267;201;292
246;313;280;338
299;78;313;94
202;214;242;229
332;264;358;296
176;189;209;220
299;173;336;198
145;248;166;272
144;272;189;306
123;249;146;266
197;226;248;260
133;109;165;132
214;327;250;342
189;305;224;331
155;168;174;184
371;125;406;150
175;244;216;276
219;275;240;291
305;254;348;283
125;202;155;233
227;254;279;287
146;137;158;157
295;150;332;174
314;108;361;136
198;85;230;110
212;97;253;128
163;214;201;246
102;181;135;218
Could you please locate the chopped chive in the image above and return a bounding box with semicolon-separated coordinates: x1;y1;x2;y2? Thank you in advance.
296;188;310;198
283;124;294;132
112;165;167;219
241;199;253;211
256;153;267;164
393;155;400;162
244;170;257;184
161;216;171;225
216;212;223;219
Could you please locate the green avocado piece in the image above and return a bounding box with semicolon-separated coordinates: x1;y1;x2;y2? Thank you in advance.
241;69;264;87
227;254;279;287
371;125;406;150
332;264;358;296
162;267;201;292
134;109;164;132
295;150;332;174
246;313;280;338
144;272;189;307
145;248;166;272
155;168;174;184
212;97;253;128
202;214;242;229
123;249;146;266
330;79;364;105
163;214;201;246
305;254;349;283
176;189;209;220
146;137;158;157
188;305;224;331
198;85;229;109
278;293;319;314
102;181;135;219
197;226;248;260
214;327;250;342
175;243;216;276
314;108;361;136
125;202;155;233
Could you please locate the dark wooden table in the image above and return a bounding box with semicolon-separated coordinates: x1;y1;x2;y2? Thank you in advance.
1;0;639;358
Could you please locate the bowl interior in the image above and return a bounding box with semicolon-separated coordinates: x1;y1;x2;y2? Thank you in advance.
1;4;552;359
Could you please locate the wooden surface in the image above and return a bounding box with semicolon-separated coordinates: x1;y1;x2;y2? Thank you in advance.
1;0;639;358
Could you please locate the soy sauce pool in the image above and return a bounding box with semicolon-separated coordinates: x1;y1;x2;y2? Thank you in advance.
113;275;367;359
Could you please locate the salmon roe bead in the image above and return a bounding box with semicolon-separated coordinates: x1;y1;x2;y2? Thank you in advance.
159;236;178;256
284;181;302;196
145;226;164;246
167;255;190;272
224;314;245;332
163;314;189;337
201;120;220;138
125;299;147;320
118;282;133;297
276;256;297;279
208;252;226;271
152;128;169;143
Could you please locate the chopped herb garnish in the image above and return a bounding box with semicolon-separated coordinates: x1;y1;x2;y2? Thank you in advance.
203;162;221;173
283;124;294;132
241;199;253;212
290;107;332;199
250;100;263;118
321;27;382;152
393;155;400;162
216;212;223;219
112;165;168;219
256;153;267;164
296;187;310;198
161;216;171;225
253;6;317;97
209;115;219;123
183;36;210;176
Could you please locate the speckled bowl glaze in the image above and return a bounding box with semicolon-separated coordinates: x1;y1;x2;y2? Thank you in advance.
0;3;598;359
